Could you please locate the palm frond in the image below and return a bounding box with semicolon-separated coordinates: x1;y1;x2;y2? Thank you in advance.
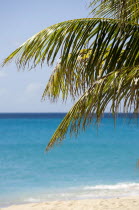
42;49;99;101
3;18;139;79
46;65;139;151
89;0;139;23
2;17;139;151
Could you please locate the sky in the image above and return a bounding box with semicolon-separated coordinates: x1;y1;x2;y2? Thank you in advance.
0;0;90;112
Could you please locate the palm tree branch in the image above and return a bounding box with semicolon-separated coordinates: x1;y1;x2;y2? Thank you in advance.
46;65;139;151
89;0;139;23
2;18;139;78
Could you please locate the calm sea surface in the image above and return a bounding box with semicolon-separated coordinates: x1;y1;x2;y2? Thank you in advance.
0;113;139;207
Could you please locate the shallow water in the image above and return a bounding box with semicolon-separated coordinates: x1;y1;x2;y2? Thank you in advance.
0;113;139;206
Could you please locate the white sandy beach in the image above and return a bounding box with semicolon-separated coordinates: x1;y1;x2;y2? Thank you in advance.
2;197;139;210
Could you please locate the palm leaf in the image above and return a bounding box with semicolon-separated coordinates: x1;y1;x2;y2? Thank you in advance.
3;18;139;78
2;17;139;151
46;65;139;151
89;0;139;23
42;49;99;102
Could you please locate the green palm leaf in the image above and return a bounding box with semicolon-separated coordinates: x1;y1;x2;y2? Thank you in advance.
3;18;139;78
46;65;139;151
90;0;139;23
2;16;139;151
42;49;99;101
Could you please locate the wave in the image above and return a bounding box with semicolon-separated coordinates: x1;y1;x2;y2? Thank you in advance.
23;182;139;203
2;182;139;207
83;183;139;190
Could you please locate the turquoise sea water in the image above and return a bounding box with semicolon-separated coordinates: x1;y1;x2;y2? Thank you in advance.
0;113;139;207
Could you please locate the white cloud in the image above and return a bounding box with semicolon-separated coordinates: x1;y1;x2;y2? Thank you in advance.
17;82;44;104
25;82;44;94
0;71;8;78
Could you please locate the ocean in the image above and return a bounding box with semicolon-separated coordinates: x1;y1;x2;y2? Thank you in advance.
0;113;139;207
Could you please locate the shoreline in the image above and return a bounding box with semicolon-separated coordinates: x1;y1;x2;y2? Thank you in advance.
2;196;139;210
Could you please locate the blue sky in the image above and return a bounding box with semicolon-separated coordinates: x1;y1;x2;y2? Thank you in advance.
0;0;89;112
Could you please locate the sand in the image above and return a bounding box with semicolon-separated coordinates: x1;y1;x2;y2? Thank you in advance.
1;197;139;210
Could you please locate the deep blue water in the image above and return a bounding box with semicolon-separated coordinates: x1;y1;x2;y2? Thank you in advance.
0;113;139;206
